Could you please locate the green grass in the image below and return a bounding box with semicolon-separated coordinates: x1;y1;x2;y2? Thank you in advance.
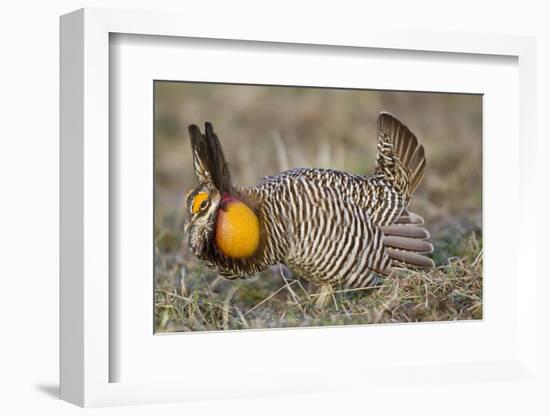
154;232;482;333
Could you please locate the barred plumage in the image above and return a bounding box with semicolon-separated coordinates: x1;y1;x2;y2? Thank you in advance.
183;113;434;291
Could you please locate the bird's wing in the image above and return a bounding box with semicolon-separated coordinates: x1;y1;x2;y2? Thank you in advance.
380;209;435;270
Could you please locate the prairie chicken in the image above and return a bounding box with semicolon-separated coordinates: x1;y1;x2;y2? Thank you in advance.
183;112;434;294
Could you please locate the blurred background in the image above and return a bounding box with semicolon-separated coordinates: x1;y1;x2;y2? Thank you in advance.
155;82;482;243
154;81;482;331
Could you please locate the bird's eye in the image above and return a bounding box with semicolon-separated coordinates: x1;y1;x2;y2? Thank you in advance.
191;192;209;214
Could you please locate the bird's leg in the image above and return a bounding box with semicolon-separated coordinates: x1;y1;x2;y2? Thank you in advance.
315;284;335;308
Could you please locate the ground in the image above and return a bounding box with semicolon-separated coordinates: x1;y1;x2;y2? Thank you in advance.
155;226;482;332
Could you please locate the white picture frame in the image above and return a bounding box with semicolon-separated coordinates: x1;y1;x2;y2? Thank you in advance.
60;7;538;408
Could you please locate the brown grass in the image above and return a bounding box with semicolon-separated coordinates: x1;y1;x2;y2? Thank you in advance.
155;232;482;332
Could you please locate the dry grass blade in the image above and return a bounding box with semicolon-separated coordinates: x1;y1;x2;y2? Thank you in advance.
309;285;383;297
235;307;249;328
244;282;297;316
471;249;483;268
279;265;305;313
176;266;187;297
222;286;238;330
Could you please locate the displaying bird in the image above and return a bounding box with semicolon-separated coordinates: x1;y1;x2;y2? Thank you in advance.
183;112;434;295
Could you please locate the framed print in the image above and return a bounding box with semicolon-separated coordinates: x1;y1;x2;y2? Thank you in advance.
153;82;482;333
60;8;538;408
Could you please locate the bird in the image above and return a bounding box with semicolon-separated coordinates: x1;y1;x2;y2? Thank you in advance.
183;112;434;298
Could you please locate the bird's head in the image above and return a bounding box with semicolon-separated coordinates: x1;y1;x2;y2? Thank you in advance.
183;123;260;260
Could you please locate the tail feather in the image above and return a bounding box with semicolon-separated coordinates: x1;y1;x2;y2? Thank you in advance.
410;157;426;193
376;112;427;195
376;113;433;271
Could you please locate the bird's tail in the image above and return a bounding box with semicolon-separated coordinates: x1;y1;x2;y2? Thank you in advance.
375;112;426;197
381;209;435;270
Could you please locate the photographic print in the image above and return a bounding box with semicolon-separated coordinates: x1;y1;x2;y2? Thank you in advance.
154;82;482;333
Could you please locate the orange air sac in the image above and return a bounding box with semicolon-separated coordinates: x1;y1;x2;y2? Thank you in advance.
214;197;260;259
